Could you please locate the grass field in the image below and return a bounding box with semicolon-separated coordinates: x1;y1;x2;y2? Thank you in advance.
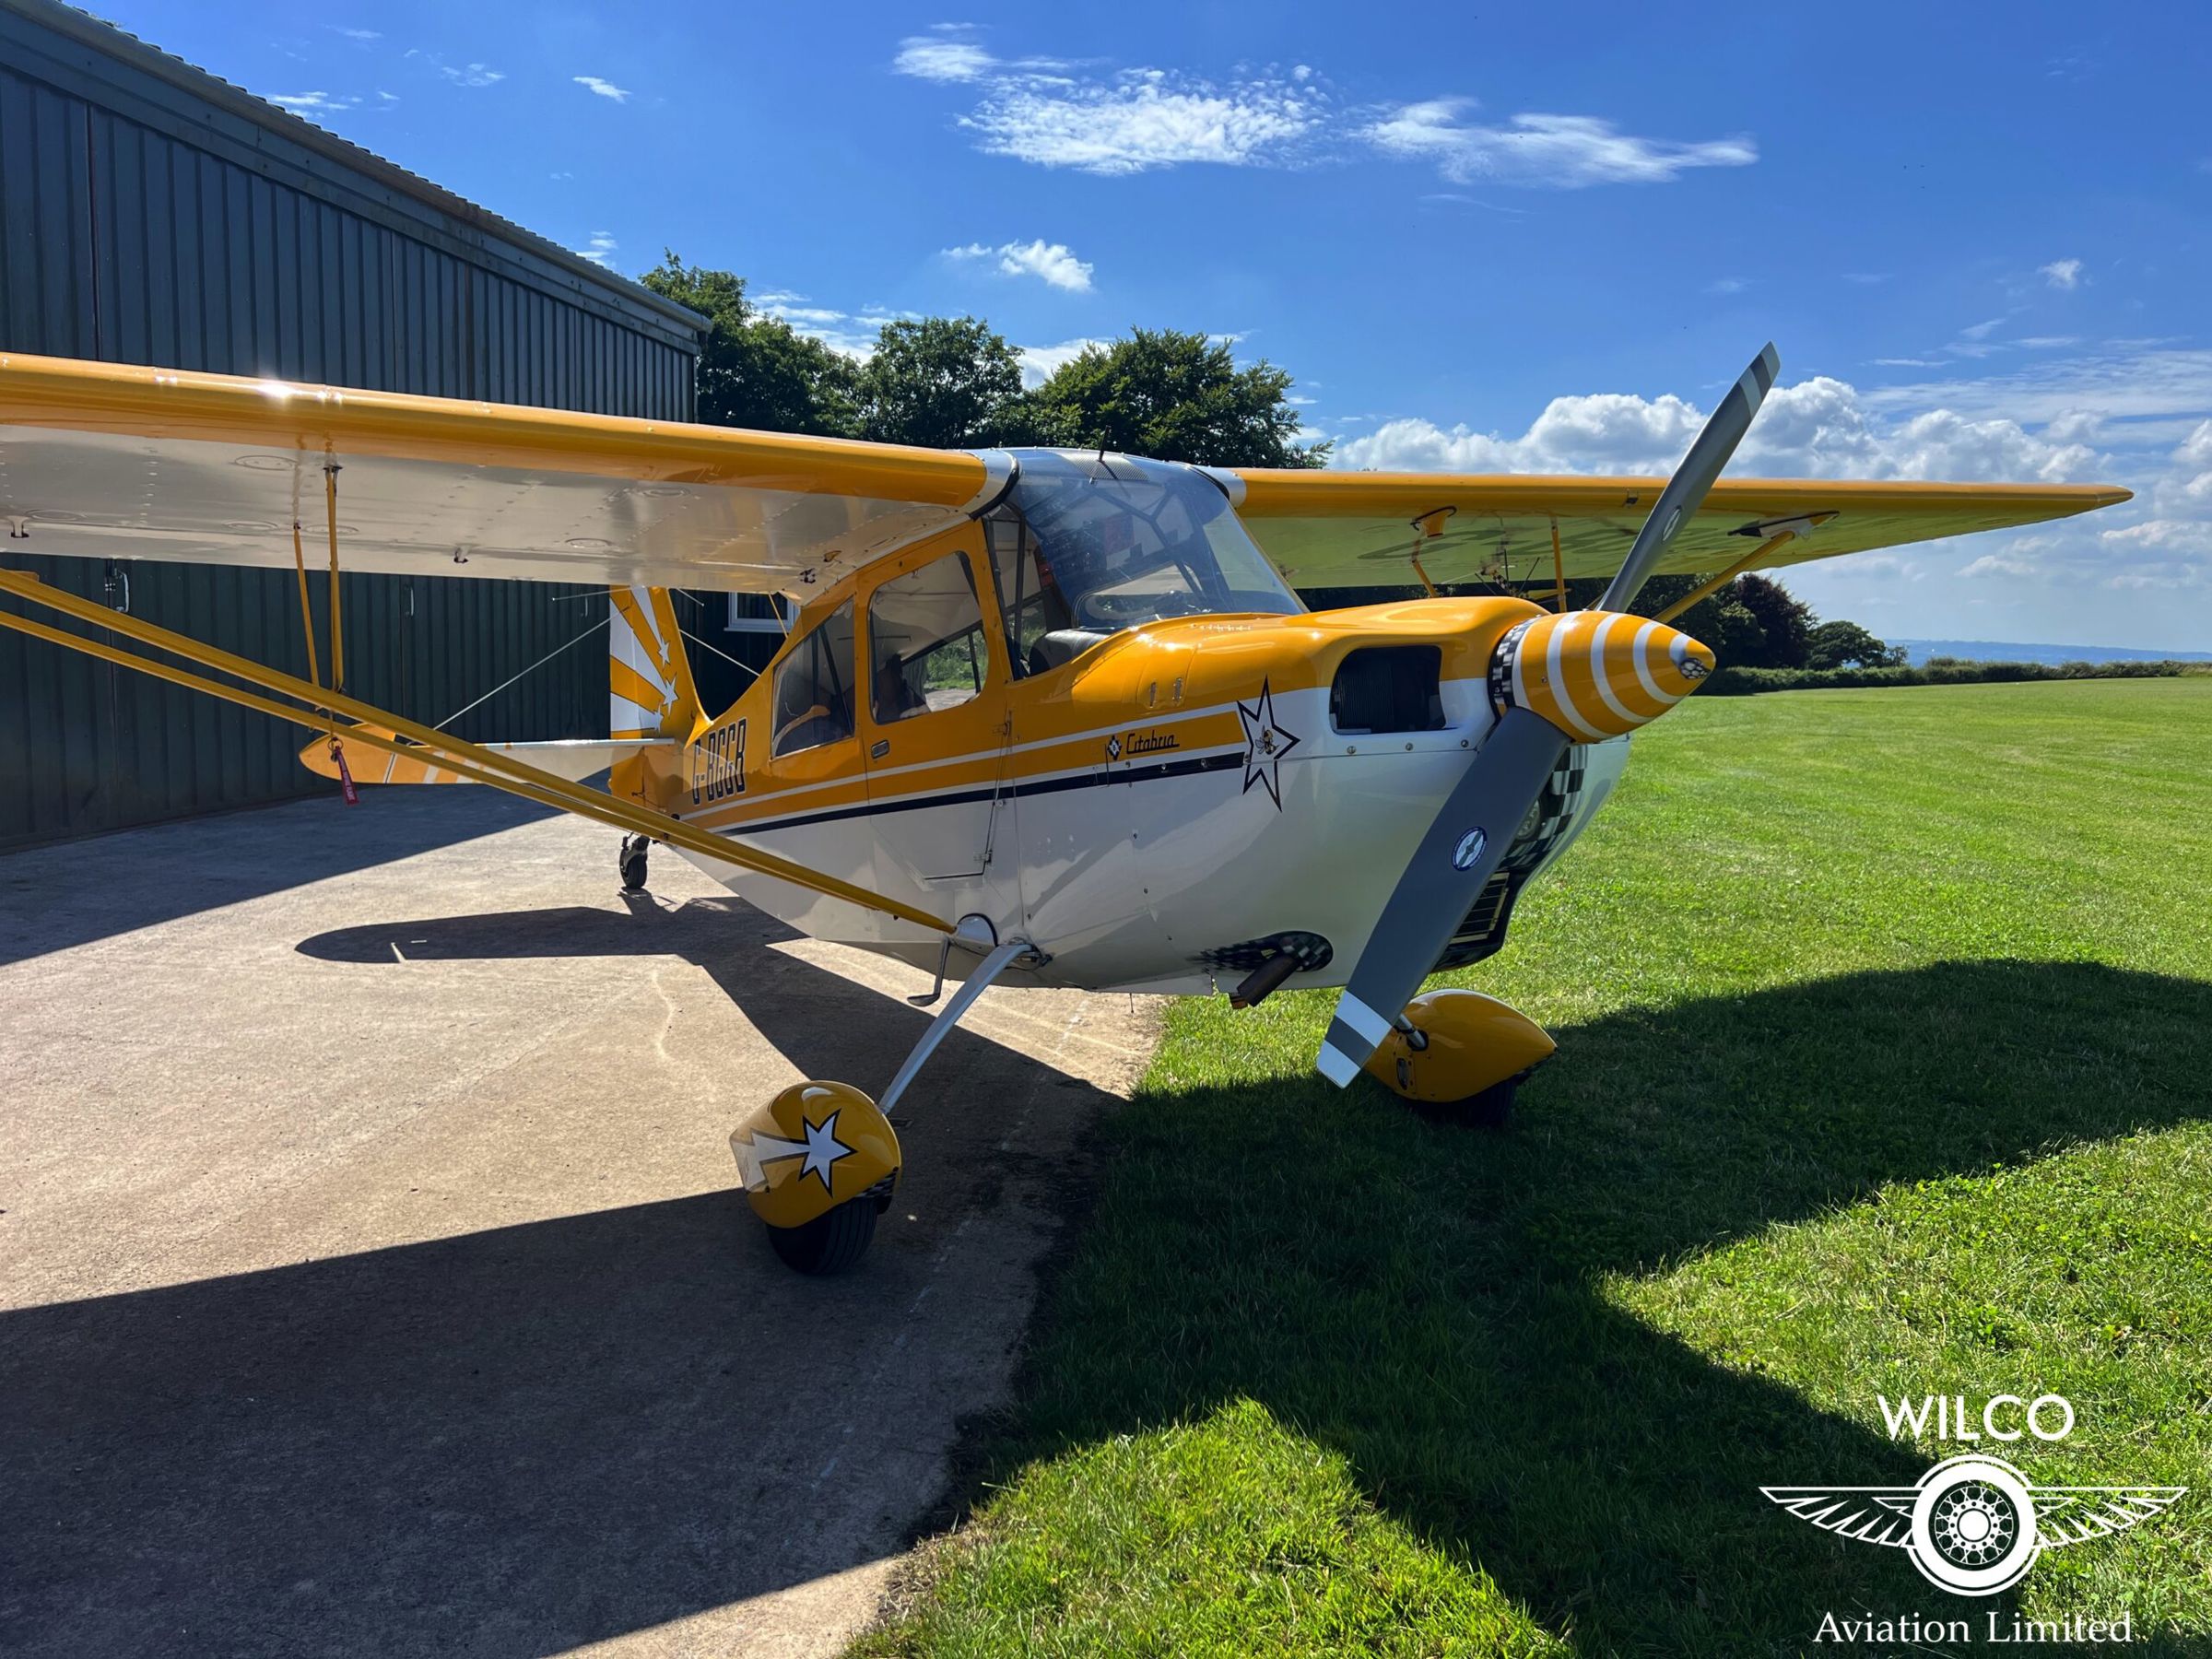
857;679;2212;1657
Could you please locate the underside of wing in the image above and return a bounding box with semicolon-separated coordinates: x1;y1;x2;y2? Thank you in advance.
1231;471;2132;592
1759;1487;1916;1547
0;352;1003;594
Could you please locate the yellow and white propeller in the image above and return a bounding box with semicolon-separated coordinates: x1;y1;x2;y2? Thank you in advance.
1315;344;1777;1088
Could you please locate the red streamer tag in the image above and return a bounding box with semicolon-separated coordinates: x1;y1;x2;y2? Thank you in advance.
331;740;359;806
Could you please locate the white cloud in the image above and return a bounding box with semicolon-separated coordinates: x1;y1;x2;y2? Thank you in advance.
900;34;1756;188
751;295;880;359
572;230;618;267
1959;552;2042;579
1861;348;2212;425
1016;337;1107;387
2174;420;2212;500
2101;518;2212;554
1360;100;1755;187
1335;374;2101;484
946;238;1094;291
1333;346;2212;626
892;24;1066;85
573;75;630;102
2039;257;2086;291
329;27;380;41
269;91;359;115
1705;276;1749;295
437;61;503;88
965;70;1324;173
894;34;997;82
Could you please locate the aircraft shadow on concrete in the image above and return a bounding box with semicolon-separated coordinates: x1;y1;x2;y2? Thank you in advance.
296;892;980;1093
4;895;1118;1657
5;949;2205;1653
0;789;557;968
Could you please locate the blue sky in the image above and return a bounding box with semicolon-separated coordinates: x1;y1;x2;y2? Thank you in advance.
102;2;2212;650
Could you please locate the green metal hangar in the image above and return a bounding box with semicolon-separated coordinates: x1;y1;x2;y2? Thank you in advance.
0;0;708;847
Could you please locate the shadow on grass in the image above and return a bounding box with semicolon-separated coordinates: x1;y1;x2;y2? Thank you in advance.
972;959;2212;1653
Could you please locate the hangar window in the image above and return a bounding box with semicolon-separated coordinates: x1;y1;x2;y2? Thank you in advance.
868;552;991;724
770;600;856;758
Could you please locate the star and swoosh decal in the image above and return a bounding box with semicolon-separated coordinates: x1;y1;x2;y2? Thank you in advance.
731;1108;854;1194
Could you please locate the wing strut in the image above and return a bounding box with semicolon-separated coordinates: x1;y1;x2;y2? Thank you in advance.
0;570;953;936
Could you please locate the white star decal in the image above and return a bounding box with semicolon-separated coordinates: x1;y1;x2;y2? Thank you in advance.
730;1095;857;1195
797;1110;854;1194
1236;679;1300;809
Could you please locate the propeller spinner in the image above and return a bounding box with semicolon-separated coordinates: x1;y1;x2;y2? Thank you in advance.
1314;344;1776;1088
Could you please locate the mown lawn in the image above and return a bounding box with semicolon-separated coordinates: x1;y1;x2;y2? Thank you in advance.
858;680;2212;1657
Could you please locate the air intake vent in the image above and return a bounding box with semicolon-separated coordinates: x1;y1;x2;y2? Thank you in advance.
1330;645;1443;735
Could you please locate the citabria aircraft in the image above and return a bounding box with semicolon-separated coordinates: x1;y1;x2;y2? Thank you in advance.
0;344;2128;1271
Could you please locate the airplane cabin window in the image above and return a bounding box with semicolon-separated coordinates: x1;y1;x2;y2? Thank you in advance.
868;552;991;725
984;512;1080;679
769;600;856;758
988;450;1302;678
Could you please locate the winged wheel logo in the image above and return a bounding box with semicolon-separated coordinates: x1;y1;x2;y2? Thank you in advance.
1763;1453;2184;1596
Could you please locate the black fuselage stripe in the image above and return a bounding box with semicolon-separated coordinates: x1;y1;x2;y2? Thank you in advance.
683;750;1244;840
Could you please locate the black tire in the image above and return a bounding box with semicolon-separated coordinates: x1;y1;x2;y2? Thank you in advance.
1411;1077;1517;1129
765;1197;877;1275
618;835;649;893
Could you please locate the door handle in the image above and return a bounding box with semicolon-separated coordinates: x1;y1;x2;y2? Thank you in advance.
871;739;890;759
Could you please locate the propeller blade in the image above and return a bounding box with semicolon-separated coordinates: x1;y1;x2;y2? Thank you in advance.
1316;706;1566;1087
1599;342;1781;615
1312;345;1776;1088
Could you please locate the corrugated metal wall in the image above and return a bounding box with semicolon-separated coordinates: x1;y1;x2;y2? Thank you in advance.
0;3;701;847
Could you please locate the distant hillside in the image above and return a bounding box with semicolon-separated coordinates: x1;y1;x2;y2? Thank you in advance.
1892;639;2212;667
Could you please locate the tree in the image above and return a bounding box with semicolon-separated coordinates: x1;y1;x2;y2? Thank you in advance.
1806;618;1907;670
1011;328;1328;468
854;317;1025;450
1728;572;1816;668
640;255;857;437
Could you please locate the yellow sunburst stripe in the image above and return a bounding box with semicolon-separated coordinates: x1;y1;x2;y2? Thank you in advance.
608;655;674;725
610;586;678;685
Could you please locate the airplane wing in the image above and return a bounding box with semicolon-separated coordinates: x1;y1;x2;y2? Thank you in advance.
0;351;1006;594
1229;470;2131;592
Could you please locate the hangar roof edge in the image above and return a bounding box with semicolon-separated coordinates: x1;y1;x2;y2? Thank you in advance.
2;0;711;345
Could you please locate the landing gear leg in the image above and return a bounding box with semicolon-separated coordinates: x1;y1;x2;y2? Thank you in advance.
736;930;1039;1275
618;832;650;892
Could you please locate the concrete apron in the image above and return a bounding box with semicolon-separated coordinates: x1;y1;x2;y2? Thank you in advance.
0;788;1160;1657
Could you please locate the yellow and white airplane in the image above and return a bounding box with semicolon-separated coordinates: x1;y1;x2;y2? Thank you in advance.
0;344;2128;1271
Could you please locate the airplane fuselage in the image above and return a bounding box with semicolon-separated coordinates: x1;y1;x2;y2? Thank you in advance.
633;548;1627;995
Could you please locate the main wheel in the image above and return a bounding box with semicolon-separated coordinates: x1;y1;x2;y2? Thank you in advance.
764;1196;877;1275
618;833;650;892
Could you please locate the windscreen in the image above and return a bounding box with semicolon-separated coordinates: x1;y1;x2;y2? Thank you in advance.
1001;451;1302;636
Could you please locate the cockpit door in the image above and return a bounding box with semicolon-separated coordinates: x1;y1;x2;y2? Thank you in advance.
857;535;1021;932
